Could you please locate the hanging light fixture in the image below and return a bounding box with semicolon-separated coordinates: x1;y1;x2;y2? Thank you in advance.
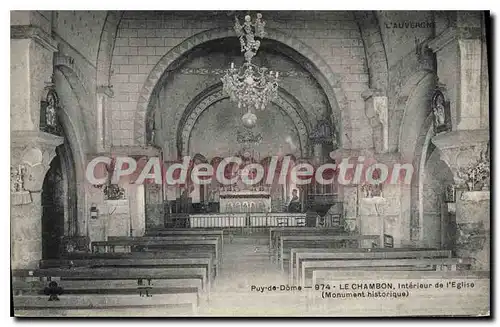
221;13;279;116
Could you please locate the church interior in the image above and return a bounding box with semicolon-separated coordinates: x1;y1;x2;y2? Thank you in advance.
10;10;490;316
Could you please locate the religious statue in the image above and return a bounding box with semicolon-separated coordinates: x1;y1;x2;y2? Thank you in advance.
287;189;301;213
432;90;449;134
40;83;62;135
146;114;156;145
46;92;58;127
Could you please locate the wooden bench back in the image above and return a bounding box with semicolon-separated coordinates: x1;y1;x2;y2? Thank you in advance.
269;228;344;249
290;249;452;284
276;235;380;271
300;257;473;287
91;239;221;268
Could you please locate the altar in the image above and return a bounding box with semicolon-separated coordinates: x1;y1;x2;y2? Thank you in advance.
219;190;271;213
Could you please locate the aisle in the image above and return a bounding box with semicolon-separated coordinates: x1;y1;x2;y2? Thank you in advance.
198;236;307;316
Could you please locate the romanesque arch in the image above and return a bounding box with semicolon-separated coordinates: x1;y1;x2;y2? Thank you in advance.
96;11;125;87
354;11;389;93
176;88;311;157
53;66;92;236
132;27;347;145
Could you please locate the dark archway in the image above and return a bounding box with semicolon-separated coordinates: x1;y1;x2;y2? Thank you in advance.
41;141;77;259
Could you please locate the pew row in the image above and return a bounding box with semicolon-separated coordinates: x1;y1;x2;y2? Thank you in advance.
308;270;489;316
12;267;207;316
13;267;208;292
39;257;215;287
268;228;343;256
145;229;224;247
91;238;220;275
108;234;223;258
277;235;380;271
300;257;473;287
290;249;452;285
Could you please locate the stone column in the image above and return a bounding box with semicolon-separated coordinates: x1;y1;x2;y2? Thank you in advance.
11;131;64;269
457;39;482;130
96;85;114;152
11;13;61;269
362;89;388;153
432;130;489;270
11;17;58;132
427;13;485;131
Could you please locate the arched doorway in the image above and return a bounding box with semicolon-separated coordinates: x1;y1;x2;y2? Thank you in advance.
41;141;77;259
420;146;455;249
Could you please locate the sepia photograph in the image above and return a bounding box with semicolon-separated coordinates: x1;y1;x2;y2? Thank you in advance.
9;8;491;317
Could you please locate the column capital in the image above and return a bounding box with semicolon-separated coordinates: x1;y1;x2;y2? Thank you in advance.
11;130;64;193
431;129;489;186
97;85;115;98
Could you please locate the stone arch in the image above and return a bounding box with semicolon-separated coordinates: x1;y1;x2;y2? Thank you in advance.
177;88;310;157
414;115;436;241
133;27;347;145
53;67;91;236
396;71;436;244
417;124;454;247
354;11;389;93
397;71;436;161
96;11;124;87
53;64;90;159
54;54;91;95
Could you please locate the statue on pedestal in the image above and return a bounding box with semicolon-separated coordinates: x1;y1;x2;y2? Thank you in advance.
287;189;301;213
431;89;451;134
40;78;62;135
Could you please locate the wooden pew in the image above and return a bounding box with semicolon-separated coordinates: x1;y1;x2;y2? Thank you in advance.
14;294;200;316
13;267;208;292
145;229;225;248
91;238;221;275
268;227;342;256
308;270;489;316
300;257;473;287
277;235;380;272
40;257;215;288
61;250;213;261
12;267;206;316
108;234;224;257
291;249;452;285
13;278;203;299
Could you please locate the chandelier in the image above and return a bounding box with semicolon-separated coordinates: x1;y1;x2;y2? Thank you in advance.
221;13;279;112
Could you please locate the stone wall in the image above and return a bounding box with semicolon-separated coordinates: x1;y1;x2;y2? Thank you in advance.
108;11;371;149
53;11;108;66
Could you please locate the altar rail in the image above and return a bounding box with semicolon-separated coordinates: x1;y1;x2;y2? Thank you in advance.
172;213;307;228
